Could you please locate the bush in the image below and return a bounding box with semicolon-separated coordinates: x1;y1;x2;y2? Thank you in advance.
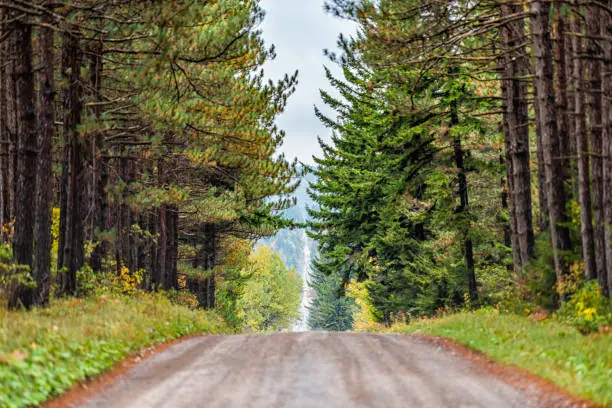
0;242;34;308
555;280;612;334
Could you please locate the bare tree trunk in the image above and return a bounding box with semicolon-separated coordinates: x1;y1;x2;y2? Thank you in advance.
57;32;84;297
203;223;217;309
565;20;579;202
6;16;18;232
89;39;106;273
147;210;158;290
33;10;55;306
0;10;8;240
571;14;597;280
156;203;168;289
163;205;177;290
499;43;521;265
553;2;571;185
603;2;612;297
10;17;37;309
586;4;607;291
450;99;477;300
530;0;572;283
500;1;535;266
534;94;549;233
169;205;179;290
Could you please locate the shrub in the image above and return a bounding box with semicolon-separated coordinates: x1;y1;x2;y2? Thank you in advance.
555;280;612;333
0;242;34;308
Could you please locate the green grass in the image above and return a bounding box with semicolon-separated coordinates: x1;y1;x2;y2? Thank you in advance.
0;292;231;408
386;310;612;406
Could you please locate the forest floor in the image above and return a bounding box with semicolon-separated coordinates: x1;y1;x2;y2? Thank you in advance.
65;331;596;408
384;310;612;406
0;292;230;408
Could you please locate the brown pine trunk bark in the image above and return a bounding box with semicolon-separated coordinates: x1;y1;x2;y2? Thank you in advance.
500;1;535;266
187;223;216;308
565;22;579;202
164;205;178;290
586;4;606;291
571;14;596;280
10;17;37;309
603;4;612;297
530;0;572;283
553;3;571;185
89;39;107;274
6;15;18;232
451;100;477;301
33;10;55;306
156;203;168;289
172;208;179;290
203;223;217;309
0;11;8;240
147;210;158;290
535;94;549;233
57;32;84;297
500;60;521;266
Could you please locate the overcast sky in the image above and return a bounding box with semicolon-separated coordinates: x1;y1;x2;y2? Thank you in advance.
259;1;356;165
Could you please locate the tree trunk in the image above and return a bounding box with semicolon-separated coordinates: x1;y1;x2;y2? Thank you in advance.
586;4;606;291
0;11;8;241
33;10;55;306
571;13;596;280
500;74;521;266
500;2;535;266
603;3;612;297
553;2;571;188
156;203;168;289
57;32;84;297
451;100;477;301
534;93;549;233
7;22;18;230
89;39;107;274
530;0;572;283
9;17;37;309
147;210;158;290
565;20;579;202
164;205;178;290
4;14;18;235
203;223;217;309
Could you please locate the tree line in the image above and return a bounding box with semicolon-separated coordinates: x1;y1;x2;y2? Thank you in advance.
309;0;610;328
0;0;300;311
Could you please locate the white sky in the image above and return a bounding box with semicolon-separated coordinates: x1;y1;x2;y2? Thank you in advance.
259;0;356;165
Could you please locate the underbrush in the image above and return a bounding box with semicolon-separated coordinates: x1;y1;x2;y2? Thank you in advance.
385;309;612;406
0;291;230;408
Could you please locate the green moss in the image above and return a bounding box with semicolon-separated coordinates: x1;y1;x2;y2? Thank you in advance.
0;292;230;407
386;310;612;406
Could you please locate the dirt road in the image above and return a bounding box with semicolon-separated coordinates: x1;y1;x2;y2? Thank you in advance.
78;332;569;408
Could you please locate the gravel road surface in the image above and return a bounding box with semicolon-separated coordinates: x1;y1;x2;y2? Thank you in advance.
80;332;547;408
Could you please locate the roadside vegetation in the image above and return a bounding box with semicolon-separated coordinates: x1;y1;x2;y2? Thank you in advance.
238;246;302;332
308;0;612;335
0;1;304;404
0;290;229;408
384;310;612;406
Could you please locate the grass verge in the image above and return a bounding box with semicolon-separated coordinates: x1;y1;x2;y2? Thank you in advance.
0;292;230;408
386;309;611;406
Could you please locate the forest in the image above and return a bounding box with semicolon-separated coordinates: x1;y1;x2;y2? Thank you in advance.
0;0;304;320
0;0;610;406
308;0;611;331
